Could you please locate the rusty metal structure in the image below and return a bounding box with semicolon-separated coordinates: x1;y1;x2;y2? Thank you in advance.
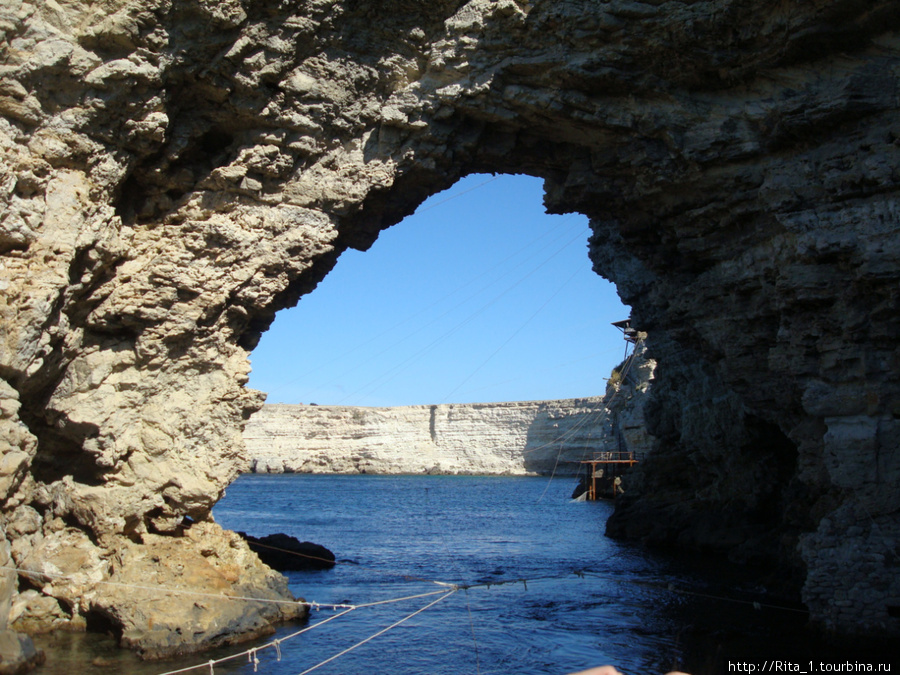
580;451;638;501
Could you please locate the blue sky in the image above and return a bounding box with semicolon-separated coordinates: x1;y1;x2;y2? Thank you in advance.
248;173;631;407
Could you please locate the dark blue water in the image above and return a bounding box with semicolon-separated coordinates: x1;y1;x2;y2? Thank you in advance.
32;474;893;674
212;474;680;675
206;474;848;675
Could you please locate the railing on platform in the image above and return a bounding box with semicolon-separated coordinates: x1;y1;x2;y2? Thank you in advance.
583;451;637;464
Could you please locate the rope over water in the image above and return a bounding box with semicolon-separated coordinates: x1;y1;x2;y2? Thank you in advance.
295;590;457;675
1;558;808;675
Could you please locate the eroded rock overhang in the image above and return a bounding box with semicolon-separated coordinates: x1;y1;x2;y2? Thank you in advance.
1;0;898;658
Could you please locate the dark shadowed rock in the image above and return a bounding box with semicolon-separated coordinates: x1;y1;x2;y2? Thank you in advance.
240;533;336;571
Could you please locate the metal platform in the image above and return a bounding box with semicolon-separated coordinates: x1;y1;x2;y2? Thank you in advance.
579;452;638;500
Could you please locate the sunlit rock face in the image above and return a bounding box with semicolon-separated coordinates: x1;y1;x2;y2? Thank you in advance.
246;398;611;476
1;0;898;662
243;347;655;477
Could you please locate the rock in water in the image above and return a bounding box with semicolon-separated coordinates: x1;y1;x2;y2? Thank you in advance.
240;533;336;571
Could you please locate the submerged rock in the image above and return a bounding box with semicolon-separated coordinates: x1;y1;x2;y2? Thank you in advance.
0;632;44;675
240;533;336;571
0;528;43;674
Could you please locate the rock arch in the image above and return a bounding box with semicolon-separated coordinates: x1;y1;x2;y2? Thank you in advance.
1;0;899;662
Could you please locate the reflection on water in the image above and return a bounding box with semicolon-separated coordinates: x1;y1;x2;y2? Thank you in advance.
32;631;155;674
28;475;896;674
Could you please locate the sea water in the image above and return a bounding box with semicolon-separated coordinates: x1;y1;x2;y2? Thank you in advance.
30;474;894;674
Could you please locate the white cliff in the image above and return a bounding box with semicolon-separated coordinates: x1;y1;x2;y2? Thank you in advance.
245;398;607;476
244;346;656;476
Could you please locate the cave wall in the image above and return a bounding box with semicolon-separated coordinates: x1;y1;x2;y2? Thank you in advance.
1;0;899;660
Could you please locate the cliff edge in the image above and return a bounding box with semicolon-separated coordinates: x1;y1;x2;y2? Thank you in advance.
247;399;607;476
243;343;656;476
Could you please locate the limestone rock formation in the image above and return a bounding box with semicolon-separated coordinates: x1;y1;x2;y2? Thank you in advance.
1;0;899;664
244;345;655;477
245;397;611;476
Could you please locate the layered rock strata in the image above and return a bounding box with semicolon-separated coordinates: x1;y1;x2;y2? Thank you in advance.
1;0;899;664
245;344;655;477
246;398;612;476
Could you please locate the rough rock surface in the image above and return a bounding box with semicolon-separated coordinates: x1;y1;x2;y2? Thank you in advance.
245;344;655;477
245;397;612;476
11;519;306;660
0;525;43;674
1;0;899;663
602;341;656;461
